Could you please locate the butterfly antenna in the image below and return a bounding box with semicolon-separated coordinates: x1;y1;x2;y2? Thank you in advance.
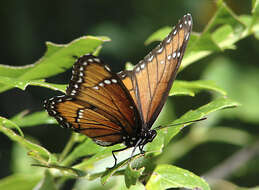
154;117;207;130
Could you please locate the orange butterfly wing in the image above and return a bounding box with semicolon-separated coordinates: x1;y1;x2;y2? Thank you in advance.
118;14;192;128
44;55;141;146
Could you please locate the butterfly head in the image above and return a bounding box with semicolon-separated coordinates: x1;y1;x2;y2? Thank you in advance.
122;129;157;148
140;129;157;145
146;129;157;143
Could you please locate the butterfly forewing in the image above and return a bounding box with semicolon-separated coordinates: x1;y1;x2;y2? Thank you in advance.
44;55;141;146
118;14;192;128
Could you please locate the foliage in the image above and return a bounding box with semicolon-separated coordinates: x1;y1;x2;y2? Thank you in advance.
0;0;259;189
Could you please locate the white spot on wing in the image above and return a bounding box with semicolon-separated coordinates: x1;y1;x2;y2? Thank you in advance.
94;139;113;146
93;86;99;90
79;72;84;77
77;78;83;83
157;46;163;53
148;55;154;62
111;79;117;83
105;65;111;72
56;116;63;121
177;51;181;58
78;109;84;118
104;79;111;84
71;89;77;95
79;66;84;71
173;29;177;35
172;52;176;59
74;84;79;89
121;74;126;78
140;63;145;69
94;58;100;63
166;36;171;43
51;110;57;115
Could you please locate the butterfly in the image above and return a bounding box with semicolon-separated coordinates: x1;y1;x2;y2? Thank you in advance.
44;13;192;167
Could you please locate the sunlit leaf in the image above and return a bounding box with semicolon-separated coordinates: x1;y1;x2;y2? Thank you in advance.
0;174;42;190
0;117;55;164
0;36;109;93
146;164;210;190
10;111;57;128
170;80;226;96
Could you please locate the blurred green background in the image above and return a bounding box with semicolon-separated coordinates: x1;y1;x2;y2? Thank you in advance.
0;0;259;189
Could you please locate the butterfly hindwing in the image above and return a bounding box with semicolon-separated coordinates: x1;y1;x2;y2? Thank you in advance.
44;55;141;146
118;14;192;128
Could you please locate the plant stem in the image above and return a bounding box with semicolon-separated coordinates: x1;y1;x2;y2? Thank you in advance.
59;133;77;163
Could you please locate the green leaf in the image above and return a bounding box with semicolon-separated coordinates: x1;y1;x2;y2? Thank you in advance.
206;127;253;146
99;154;143;185
100;159;130;185
61;138;105;166
184;2;246;69
144;127;166;155
0;116;23;136
146;97;240;152
0;117;55;164
209;179;259;190
31;163;86;177
11;143;42;174
35;170;58;190
0;36;109;93
146;164;210;190
124;165;145;188
144;3;250;71
170;80;226;96
0;76;66;92
0;174;42;190
252;0;259;39
164;97;240;146
145;26;171;45
240;187;259;190
202;57;259;123
121;182;145;190
10;111;57;128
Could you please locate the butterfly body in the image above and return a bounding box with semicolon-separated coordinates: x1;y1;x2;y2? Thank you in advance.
44;13;192;166
121;128;157;148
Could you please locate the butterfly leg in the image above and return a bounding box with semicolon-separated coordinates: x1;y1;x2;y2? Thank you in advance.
111;147;128;168
139;144;145;155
